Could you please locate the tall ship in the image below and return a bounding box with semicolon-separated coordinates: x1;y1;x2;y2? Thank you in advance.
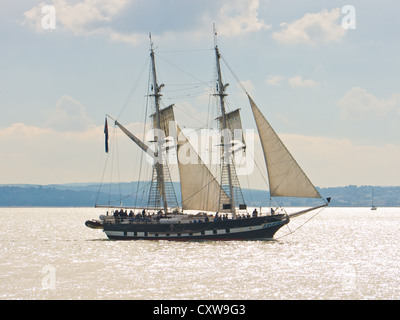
86;31;330;240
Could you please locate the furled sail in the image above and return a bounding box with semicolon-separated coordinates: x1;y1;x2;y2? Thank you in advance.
177;126;229;211
248;94;321;199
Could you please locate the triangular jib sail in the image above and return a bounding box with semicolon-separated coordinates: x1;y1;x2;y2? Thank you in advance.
248;94;321;199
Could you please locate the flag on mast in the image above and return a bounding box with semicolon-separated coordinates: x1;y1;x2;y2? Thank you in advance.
104;117;109;153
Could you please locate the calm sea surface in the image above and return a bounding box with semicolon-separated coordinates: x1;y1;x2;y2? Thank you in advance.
1;207;399;300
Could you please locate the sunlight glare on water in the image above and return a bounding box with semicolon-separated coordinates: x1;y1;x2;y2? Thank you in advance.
1;207;400;299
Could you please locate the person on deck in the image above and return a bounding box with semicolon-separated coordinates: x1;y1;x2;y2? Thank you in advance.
252;208;258;217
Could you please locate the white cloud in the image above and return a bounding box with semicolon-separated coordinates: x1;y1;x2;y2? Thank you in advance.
280;134;400;187
336;87;400;120
23;0;269;44
23;0;143;44
272;8;347;46
288;76;320;88
266;75;320;87
237;79;255;96
0;120;150;184
215;0;270;36
44;95;93;132
157;0;270;43
107;28;145;45
241;132;400;187
174;101;210;128
0;123;101;184
24;0;120;32
2;121;400;186
266;75;285;86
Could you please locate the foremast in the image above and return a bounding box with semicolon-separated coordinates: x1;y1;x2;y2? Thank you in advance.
214;45;237;219
149;34;169;214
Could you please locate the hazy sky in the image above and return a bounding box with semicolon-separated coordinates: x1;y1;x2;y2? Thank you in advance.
1;0;399;187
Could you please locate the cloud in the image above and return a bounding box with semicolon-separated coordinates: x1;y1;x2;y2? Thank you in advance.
266;75;285;86
173;101;210;128
280;134;400;187
272;8;347;46
23;0;143;44
23;0;269;44
2;121;400;186
0;120;150;184
0;123;101;184
288;76;320;88
240;132;400;187
159;0;270;42
266;75;320;87
44;95;93;132
336;87;400;120
237;79;255;96
214;0;270;36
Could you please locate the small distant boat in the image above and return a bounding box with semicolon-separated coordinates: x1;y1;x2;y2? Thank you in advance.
371;187;377;210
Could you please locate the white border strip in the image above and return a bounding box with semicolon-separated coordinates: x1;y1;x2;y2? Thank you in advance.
105;221;284;239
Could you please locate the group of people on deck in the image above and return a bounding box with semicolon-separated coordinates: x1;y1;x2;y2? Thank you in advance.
111;209;165;222
211;209;258;221
108;207;268;224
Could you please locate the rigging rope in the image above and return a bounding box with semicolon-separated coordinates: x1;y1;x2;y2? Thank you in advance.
117;57;150;120
155;52;212;88
133;70;151;208
275;206;327;240
218;51;288;211
95;145;111;206
221;56;248;95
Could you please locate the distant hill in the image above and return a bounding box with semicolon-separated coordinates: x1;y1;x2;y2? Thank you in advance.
0;183;399;207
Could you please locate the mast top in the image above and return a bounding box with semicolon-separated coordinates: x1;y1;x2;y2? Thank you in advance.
149;32;154;52
213;23;218;48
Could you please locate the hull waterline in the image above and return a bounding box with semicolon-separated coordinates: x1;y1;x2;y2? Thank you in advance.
102;215;289;241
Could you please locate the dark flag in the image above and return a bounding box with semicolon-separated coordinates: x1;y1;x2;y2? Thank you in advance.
104;117;109;153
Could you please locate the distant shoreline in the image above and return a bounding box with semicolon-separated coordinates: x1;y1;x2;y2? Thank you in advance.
1;183;399;207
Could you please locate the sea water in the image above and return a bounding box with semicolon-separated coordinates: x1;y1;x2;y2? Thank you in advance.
0;207;399;300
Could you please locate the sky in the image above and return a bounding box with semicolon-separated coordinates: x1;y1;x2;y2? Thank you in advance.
1;0;399;188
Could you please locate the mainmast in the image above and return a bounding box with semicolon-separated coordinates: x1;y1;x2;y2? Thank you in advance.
149;34;168;214
214;44;236;219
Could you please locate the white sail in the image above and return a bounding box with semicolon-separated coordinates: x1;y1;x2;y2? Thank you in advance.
177;126;228;212
151;104;175;137
248;94;321;199
217;109;244;139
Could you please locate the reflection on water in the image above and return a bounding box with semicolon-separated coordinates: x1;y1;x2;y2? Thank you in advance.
1;207;399;299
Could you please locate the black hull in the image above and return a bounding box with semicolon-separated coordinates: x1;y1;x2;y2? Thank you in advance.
102;215;289;241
